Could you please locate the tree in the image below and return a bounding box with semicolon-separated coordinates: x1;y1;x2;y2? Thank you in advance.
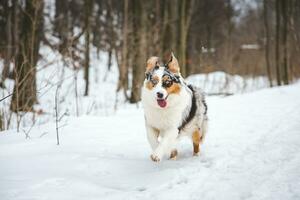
84;0;93;96
281;0;289;85
263;0;273;87
178;0;194;77
0;0;19;87
275;0;281;86
129;0;147;103
54;0;70;54
10;0;44;112
117;0;129;97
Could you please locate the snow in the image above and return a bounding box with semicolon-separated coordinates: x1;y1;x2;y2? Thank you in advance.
187;71;271;95
1;82;300;200
240;44;260;50
0;45;122;130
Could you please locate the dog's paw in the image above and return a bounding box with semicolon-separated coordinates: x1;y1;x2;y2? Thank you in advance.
170;156;177;160
150;154;161;162
169;149;178;160
193;152;200;156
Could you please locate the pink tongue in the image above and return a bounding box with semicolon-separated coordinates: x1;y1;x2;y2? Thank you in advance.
157;99;167;108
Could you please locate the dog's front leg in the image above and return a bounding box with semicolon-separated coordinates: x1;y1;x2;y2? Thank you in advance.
146;125;159;150
151;128;178;162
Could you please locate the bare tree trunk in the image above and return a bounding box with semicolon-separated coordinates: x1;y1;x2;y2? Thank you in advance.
275;0;282;86
178;0;194;77
226;0;233;73
263;0;273;87
84;0;92;96
106;0;114;74
1;2;12;86
289;0;300;80
11;0;43;112
178;0;187;77
130;0;147;103
0;0;20;85
153;0;161;55
162;0;177;57
107;49;112;71
13;0;19;61
54;0;69;54
117;0;129;98
281;0;289;85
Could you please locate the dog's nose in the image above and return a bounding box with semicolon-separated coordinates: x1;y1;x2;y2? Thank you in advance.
156;92;163;99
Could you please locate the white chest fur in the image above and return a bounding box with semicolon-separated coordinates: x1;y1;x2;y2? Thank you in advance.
141;84;191;131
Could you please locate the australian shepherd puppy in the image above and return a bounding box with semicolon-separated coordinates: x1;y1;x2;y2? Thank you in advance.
141;53;208;162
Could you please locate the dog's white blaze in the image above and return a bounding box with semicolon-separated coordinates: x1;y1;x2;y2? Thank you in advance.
151;67;168;99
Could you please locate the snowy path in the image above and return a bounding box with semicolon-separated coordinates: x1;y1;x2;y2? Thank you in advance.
1;83;300;200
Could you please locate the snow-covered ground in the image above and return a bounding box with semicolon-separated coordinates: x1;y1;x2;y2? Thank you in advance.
1;82;300;200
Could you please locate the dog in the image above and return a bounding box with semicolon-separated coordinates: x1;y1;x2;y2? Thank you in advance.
141;53;208;162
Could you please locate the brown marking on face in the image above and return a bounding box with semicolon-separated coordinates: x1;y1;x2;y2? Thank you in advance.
167;53;180;74
145;81;153;90
145;75;159;90
146;56;160;72
170;149;178;160
192;129;202;156
162;75;170;82
166;82;181;95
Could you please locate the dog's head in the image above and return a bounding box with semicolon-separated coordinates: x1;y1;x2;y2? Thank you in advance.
143;53;182;108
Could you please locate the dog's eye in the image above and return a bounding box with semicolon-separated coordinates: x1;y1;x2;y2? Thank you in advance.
151;79;158;85
163;80;172;87
145;72;151;80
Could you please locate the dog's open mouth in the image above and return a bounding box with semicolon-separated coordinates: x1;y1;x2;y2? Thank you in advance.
157;98;167;108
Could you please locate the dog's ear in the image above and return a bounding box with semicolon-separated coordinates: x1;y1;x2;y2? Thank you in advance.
146;57;160;72
167;53;180;74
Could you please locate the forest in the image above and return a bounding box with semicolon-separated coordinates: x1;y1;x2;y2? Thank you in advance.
1;1;300;199
0;0;300;130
